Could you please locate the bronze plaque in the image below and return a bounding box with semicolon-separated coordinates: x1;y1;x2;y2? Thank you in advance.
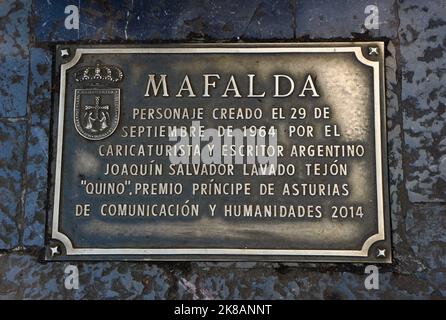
47;43;391;262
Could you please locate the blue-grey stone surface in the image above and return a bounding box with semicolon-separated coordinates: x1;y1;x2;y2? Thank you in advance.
404;205;446;271
34;0;80;42
23;48;52;247
0;120;26;249
295;0;398;39
35;0;294;42
0;0;30;117
1;253;446;299
0;0;445;299
400;0;446;202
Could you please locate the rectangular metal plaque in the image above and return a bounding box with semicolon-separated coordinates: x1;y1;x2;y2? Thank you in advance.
47;43;391;262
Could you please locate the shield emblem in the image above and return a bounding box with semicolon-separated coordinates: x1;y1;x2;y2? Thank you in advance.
74;88;120;140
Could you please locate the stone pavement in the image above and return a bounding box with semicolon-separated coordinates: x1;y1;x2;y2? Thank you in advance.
0;0;445;299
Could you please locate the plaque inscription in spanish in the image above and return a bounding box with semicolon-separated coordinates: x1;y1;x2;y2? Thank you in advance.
48;43;391;262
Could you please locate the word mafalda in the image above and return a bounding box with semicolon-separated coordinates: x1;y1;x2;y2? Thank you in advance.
143;73;320;98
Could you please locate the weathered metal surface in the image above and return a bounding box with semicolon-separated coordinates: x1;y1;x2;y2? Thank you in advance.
47;43;390;262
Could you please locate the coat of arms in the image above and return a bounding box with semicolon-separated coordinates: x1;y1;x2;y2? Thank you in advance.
73;62;123;140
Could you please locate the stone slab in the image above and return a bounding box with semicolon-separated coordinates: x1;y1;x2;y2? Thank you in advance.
0;120;26;249
295;0;398;39
400;0;446;202
23;48;52;247
34;0;294;42
0;0;30;117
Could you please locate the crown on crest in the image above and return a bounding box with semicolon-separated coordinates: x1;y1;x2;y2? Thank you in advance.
75;61;124;84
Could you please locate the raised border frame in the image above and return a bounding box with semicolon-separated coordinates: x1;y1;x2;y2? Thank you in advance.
47;43;391;263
